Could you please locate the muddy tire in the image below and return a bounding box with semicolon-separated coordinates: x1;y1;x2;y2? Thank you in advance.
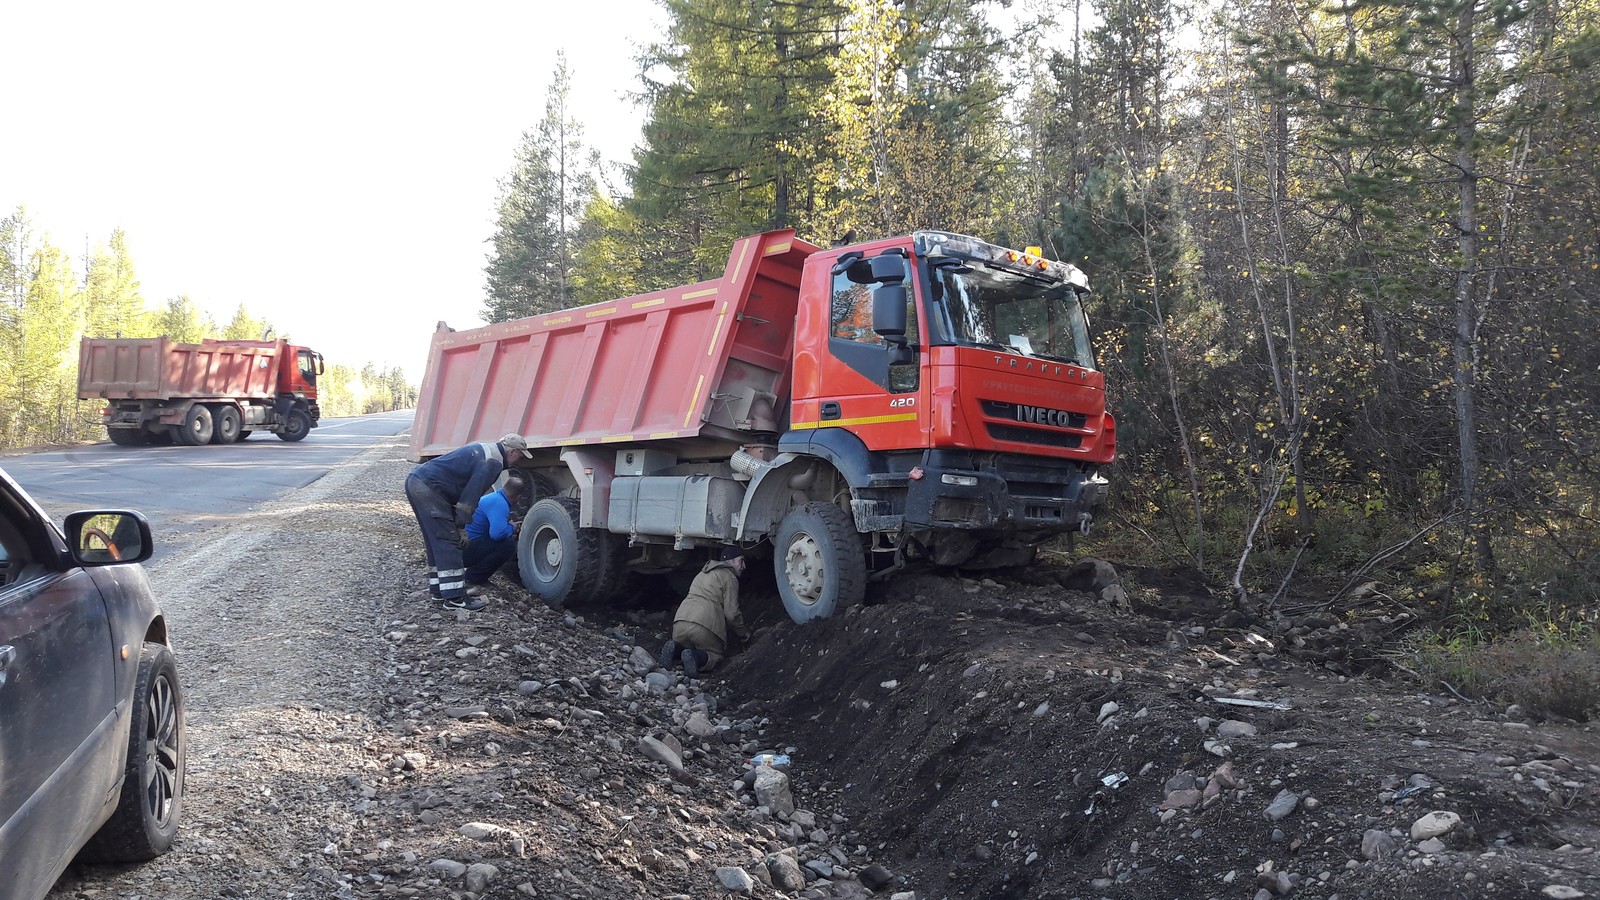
518;497;603;609
774;501;866;623
277;409;311;442
107;428;148;447
211;404;242;444
593;530;630;601
175;404;213;446
80;642;185;862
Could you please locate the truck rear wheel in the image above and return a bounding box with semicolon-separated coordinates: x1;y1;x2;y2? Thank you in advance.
211;405;242;444
176;405;213;446
277;409;311;442
518;497;603;609
774;501;866;623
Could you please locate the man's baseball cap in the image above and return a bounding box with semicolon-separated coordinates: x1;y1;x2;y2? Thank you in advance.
500;433;529;452
718;546;745;561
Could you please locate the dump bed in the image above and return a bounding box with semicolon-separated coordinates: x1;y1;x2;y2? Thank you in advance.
410;230;818;461
78;337;287;401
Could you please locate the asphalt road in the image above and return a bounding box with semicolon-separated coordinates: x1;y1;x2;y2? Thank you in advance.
0;411;415;559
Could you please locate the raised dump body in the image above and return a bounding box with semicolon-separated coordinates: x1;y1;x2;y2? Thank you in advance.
413;228;1115;623
79;337;324;446
411;232;817;462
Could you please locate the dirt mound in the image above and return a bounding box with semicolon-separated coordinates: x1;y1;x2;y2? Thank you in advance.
717;569;1600;899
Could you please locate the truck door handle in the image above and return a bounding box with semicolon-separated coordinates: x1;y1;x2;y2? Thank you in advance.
821;402;841;421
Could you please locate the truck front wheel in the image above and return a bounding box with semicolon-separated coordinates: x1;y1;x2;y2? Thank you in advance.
277;410;311;442
774;501;866;623
518;497;603;609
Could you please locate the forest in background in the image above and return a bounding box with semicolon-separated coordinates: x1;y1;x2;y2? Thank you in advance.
484;0;1600;700
0;208;417;449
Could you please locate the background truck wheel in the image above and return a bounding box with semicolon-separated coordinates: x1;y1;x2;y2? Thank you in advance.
211;404;242;444
276;409;311;442
237;429;252;440
80;642;185;863
107;428;148;447
774;501;866;623
518;497;603;609
175;404;213;446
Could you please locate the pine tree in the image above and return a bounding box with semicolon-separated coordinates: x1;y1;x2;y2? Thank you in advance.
156;295;216;343
484;52;597;321
83;229;152;338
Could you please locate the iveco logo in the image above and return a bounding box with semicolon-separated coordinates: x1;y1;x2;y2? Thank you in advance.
1016;405;1075;428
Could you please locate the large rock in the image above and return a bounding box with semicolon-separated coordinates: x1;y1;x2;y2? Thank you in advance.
628;645;656;673
1362;829;1398;859
716;866;755;894
860;864;895;891
1410;810;1461;841
465;863;499;893
1263;788;1300;821
639;736;684;772
685;711;718;739
1061;557;1119;591
1217;720;1259;738
754;765;796;816
767;853;807;892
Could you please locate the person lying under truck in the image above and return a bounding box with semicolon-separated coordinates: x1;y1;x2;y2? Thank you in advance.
659;546;751;677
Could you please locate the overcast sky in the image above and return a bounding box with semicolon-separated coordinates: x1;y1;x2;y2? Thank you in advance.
0;0;665;383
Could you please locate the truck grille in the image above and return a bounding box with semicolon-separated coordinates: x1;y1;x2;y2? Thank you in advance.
980;400;1088;430
985;423;1083;449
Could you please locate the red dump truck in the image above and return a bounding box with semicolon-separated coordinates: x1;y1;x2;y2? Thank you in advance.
78;337;324;446
412;230;1116;622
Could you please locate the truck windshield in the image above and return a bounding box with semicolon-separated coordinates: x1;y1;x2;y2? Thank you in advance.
930;264;1096;369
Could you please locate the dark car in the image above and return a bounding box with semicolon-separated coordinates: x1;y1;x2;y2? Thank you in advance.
0;466;185;899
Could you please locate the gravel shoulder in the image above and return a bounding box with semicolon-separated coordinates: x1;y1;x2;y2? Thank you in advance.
47;437;1600;900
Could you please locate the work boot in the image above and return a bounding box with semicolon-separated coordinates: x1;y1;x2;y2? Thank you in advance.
657;640;678;671
465;584;486;597
680;647;700;678
443;595;487;612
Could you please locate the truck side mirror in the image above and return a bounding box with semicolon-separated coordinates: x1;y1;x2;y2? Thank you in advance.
872;283;907;340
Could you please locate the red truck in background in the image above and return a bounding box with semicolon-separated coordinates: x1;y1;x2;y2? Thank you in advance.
411;230;1115;623
78;337;323;446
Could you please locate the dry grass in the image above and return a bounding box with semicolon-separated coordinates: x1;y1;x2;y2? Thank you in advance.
1405;629;1600;722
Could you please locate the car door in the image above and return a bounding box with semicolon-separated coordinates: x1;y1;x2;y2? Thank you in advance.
0;480;118;896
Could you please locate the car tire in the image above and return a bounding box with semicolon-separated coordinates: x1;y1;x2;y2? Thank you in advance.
774;501;866;623
80;642;185;863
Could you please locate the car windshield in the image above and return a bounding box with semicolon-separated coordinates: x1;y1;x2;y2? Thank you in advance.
930;263;1096;369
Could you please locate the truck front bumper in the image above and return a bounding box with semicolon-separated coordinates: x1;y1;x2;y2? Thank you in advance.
850;449;1106;534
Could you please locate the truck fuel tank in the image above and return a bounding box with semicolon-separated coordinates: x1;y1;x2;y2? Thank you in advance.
609;474;745;544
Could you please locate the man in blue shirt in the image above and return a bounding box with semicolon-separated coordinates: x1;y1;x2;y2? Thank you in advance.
405;434;528;610
464;475;526;595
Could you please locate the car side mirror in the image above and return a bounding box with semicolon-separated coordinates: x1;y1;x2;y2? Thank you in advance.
65;510;154;566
